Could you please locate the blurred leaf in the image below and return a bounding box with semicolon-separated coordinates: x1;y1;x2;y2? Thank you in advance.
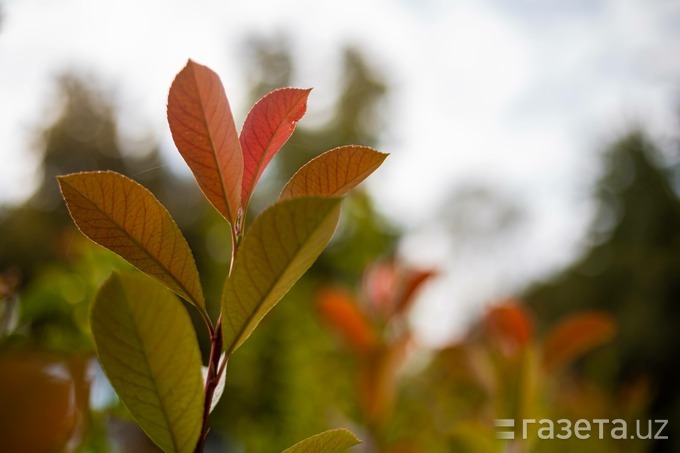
91;272;203;453
241;88;311;208
58;171;205;309
282;428;360;453
316;286;379;354
449;422;502;453
222;198;341;355
542;311;616;372
167;60;243;225
362;259;398;316
358;335;411;424
485;302;533;356
394;268;437;315
279;146;387;200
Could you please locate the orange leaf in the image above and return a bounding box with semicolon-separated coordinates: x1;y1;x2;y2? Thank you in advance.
485;302;533;356
279;145;387;200
394;268;437;315
167;60;243;225
240;88;311;208
58;171;204;309
316;287;379;354
542;311;616;373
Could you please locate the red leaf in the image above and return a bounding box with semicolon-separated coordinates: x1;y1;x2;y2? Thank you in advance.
167;60;243;225
240;88;311;208
316;287;379;354
542;311;616;372
485;302;533;356
394;268;437;315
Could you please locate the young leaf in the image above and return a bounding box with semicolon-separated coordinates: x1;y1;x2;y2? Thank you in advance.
168;60;243;225
484;302;533;356
542;311;616;372
241;88;311;208
279;145;387;200
394;268;438;315
316;287;380;355
91;272;204;453
282;428;361;453
57;171;205;309
222;197;341;355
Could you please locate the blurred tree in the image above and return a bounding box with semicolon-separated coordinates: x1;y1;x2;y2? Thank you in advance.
524;131;680;453
0;74;176;283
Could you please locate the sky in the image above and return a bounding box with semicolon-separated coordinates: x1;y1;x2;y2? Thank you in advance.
2;0;680;344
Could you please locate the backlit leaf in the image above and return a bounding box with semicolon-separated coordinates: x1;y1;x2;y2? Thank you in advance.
58;171;204;309
241;88;311;208
282;428;361;453
279;146;387;200
222;198;341;355
168;60;243;225
542;311;616;372
91;272;203;453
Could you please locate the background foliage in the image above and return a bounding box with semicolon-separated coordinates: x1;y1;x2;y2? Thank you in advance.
1;34;679;453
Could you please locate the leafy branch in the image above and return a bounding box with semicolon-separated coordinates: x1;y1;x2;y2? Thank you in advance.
58;60;385;452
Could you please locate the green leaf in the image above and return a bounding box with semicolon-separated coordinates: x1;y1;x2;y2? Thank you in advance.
282;428;361;453
279;145;387;200
91;272;204;453
57;171;205;310
222;197;341;355
449;422;503;453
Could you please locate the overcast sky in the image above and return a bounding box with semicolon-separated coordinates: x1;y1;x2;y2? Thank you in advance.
2;0;680;343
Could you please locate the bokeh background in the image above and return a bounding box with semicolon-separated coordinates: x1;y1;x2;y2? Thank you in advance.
1;0;679;452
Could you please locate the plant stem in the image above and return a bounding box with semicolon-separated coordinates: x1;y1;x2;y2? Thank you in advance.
195;221;241;452
194;318;223;453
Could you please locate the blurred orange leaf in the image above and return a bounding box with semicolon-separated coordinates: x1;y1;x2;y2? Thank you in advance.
394;268;437;315
316;286;379;354
542;311;616;372
240;88;311;208
485;302;533;356
279;145;387;200
358;334;411;424
167;60;243;225
58;171;205;309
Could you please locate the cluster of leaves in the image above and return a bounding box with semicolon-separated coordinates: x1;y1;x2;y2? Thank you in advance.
316;258;436;448
312;262;624;452
58;60;386;452
414;301;633;452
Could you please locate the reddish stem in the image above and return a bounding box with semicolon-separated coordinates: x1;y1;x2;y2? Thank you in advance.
194;320;223;453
